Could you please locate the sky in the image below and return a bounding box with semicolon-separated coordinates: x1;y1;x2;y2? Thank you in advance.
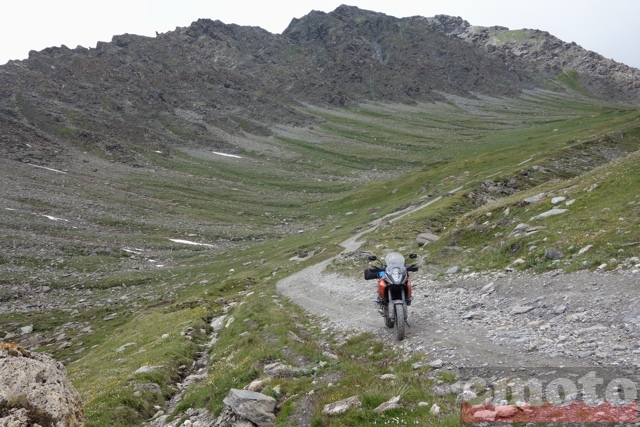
1;0;639;69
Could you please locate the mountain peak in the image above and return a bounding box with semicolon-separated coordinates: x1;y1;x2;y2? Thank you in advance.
1;5;639;169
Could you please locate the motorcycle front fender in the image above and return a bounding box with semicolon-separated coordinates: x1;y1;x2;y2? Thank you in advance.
387;288;407;322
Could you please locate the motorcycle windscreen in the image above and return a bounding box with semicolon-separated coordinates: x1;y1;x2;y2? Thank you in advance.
384;252;405;270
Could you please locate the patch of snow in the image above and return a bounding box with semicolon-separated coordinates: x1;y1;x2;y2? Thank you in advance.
122;248;143;255
212;151;242;159
42;215;69;222
448;185;464;194
29;164;67;174
169;239;215;247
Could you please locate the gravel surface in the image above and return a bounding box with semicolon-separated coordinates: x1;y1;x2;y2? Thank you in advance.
278;243;640;370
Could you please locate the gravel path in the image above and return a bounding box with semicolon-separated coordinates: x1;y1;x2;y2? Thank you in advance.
277;237;640;371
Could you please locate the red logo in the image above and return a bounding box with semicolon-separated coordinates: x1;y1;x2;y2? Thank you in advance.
462;401;639;423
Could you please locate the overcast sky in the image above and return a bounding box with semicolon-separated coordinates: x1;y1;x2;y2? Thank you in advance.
2;0;638;69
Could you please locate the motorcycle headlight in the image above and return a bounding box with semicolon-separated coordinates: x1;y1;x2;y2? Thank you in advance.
390;267;403;283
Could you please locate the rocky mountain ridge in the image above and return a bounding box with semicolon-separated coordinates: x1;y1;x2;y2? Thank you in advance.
2;5;639;168
427;14;640;103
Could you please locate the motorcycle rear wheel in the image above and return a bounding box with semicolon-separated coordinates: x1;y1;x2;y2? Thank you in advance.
394;304;405;341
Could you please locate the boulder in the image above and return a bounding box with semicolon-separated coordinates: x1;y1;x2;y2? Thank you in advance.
322;395;361;415
211;315;227;332
530;208;569;221
545;249;564;260
429;359;445;368
510;223;530;234
481;282;495;294
379;373;397;380
223;388;277;427
134;383;162;395
416;232;440;246
373;395;401;413
510;305;535;315
445;266;460;275
577;244;594;255
552;304;568;315
523;192;546;205
509;224;546;237
263;362;298;377
247;378;270;392
0;343;84;426
135;365;160;374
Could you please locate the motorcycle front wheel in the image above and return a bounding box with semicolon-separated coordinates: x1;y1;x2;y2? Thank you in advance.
384;305;394;328
394;304;405;341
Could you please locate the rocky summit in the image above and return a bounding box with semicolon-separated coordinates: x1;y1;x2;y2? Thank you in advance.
1;5;639;167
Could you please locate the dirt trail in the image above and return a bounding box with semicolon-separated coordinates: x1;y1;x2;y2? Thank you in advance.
278;255;577;368
277;202;640;370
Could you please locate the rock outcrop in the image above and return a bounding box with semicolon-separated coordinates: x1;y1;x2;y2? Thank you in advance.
0;343;84;427
213;389;277;427
421;14;640;104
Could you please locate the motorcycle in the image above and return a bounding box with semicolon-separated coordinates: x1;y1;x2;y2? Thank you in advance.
364;252;418;341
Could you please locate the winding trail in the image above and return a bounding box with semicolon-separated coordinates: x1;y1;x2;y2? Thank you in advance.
276;244;576;368
277;190;541;366
276;188;638;370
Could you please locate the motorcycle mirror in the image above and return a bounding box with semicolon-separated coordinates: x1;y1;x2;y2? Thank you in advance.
368;255;377;261
408;253;417;259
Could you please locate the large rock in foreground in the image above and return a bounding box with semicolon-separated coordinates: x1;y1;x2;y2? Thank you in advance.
0;343;84;426
222;388;276;427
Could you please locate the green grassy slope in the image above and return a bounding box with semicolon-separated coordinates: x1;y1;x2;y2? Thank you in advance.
2;92;639;426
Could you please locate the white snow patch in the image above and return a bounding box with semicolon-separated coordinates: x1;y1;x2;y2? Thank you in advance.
43;215;69;222
5;208;16;211
122;248;144;255
29;164;67;174
169;239;215;247
447;185;464;195
154;150;163;154
212;151;242;159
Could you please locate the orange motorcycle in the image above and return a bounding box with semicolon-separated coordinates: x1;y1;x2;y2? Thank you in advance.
364;252;418;341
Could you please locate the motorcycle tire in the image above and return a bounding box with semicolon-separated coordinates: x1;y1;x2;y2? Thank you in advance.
384;305;394;328
394;304;405;341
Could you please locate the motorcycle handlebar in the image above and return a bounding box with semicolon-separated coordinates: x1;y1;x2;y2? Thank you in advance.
364;263;419;280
